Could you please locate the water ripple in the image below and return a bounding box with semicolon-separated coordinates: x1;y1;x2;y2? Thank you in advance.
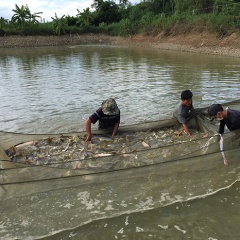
0;46;240;133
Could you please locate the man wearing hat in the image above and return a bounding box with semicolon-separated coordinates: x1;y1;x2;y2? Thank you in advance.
208;104;240;134
85;98;120;141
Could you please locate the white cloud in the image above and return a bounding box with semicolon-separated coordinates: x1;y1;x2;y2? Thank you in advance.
0;0;141;22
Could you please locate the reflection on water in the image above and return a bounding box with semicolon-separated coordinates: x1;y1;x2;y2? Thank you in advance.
0;45;240;133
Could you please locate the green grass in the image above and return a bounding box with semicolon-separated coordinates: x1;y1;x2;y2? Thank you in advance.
1;13;240;37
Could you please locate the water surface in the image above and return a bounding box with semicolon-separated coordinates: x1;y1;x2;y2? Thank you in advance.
0;45;240;240
0;45;240;133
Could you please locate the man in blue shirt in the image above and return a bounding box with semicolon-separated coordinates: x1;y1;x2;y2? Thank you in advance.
85;98;120;142
208;104;240;134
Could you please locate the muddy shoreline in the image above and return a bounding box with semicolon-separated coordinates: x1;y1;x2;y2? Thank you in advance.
1;32;240;57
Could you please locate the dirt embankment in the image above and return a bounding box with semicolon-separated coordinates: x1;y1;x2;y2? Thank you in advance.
1;32;240;57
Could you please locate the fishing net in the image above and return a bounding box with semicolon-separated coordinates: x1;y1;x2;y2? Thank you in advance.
0;100;240;239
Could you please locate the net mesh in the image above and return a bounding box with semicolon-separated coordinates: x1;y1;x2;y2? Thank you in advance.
1;100;240;239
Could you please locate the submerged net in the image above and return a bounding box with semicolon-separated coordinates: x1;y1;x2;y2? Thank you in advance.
1;100;240;239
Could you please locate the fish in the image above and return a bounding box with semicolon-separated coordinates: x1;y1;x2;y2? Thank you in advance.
107;144;121;148
93;136;113;142
15;141;34;148
63;143;70;152
141;141;150;147
121;149;138;159
219;134;228;166
94;153;113;158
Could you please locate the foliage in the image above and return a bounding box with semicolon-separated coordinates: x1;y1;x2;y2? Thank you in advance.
0;17;8;28
221;2;240;15
120;18;137;35
19;23;53;35
76;8;93;26
1;0;240;37
51;13;68;35
91;0;121;25
11;4;42;25
205;13;238;36
65;15;78;26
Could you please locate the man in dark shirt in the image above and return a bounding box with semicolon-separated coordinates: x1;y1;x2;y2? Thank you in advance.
208;104;240;134
173;90;194;136
85;98;120;141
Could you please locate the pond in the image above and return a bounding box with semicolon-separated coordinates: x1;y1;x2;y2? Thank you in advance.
0;45;240;133
0;45;240;240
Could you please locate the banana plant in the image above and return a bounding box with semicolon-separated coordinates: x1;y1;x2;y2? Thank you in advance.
51;13;68;35
11;4;42;25
11;4;29;24
0;17;8;28
76;8;93;26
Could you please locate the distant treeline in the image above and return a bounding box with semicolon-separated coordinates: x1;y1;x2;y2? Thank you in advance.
0;0;240;37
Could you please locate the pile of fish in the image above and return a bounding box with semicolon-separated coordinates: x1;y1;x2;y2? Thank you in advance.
6;127;206;169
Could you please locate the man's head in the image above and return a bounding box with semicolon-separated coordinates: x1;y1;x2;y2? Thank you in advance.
208;104;223;119
181;90;193;107
102;98;119;115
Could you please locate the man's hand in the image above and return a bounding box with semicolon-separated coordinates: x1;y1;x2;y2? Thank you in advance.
85;134;92;142
85;118;92;142
182;123;192;136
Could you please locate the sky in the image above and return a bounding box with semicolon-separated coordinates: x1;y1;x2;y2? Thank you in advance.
0;0;141;22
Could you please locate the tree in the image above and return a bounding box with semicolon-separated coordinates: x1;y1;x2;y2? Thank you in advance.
51;13;68;35
173;0;196;14
11;4;42;25
11;4;28;24
28;11;43;24
77;8;93;26
0;17;8;28
65;15;78;26
92;0;121;25
118;0;128;4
